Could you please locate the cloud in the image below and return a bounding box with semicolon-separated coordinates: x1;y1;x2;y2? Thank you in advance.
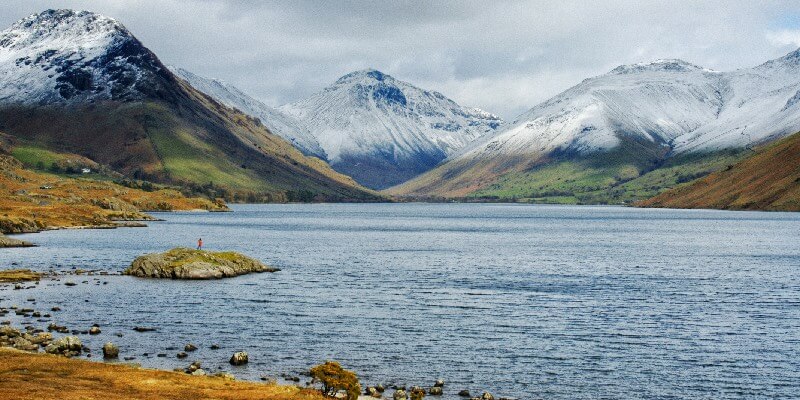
767;29;800;48
0;0;798;119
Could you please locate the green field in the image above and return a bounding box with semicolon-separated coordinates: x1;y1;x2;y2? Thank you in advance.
469;148;749;204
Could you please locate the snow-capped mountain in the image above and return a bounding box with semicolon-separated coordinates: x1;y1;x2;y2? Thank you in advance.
391;50;800;197
281;69;504;189
169;67;326;159
456;59;725;161
0;9;174;105
452;52;800;164
671;49;800;153
0;9;375;201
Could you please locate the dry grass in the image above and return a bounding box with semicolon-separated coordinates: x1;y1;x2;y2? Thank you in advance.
0;269;41;282
0;349;324;400
639;132;800;211
0;154;226;234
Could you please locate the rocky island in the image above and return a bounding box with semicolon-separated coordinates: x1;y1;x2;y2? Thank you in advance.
123;248;279;279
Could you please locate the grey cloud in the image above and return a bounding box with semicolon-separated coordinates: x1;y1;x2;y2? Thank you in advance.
0;0;798;119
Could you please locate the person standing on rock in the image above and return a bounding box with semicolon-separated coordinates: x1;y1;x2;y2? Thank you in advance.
197;238;203;250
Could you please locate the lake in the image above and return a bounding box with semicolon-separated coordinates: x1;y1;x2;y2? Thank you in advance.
1;204;799;399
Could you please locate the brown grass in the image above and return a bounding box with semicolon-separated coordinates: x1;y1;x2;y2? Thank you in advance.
0;154;226;234
639;132;800;211
0;269;41;282
0;349;324;400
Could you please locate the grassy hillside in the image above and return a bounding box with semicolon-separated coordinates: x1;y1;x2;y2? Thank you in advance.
467;149;748;204
388;134;751;204
0;81;379;203
387;135;666;199
0;151;227;234
639;132;800;211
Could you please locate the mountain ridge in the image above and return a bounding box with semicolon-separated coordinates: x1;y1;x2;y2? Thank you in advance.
390;48;800;200
281;68;504;189
0;9;377;202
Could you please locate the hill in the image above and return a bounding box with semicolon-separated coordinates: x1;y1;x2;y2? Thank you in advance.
0;9;377;202
281;69;503;189
0;146;226;234
390;51;800;202
639;132;800;211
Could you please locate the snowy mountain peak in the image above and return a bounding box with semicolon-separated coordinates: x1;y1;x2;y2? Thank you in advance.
4;9;125;42
610;58;709;75
0;9;172;105
756;47;800;71
450;48;800;176
334;68;392;84
282;70;504;189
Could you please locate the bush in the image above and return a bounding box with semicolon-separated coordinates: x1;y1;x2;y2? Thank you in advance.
310;361;361;400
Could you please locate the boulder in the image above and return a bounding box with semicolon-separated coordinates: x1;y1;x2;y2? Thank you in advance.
89;325;101;335
0;325;21;338
229;351;248;365
0;234;34;248
214;372;236;381
184;343;198;352
429;387;443;396
123;248;279;279
481;393;494;400
434;379;445;388
11;336;39;351
45;336;82;357
103;342;119;359
187;361;202;373
28;332;52;345
393;389;408;400
458;390;471;397
410;386;426;400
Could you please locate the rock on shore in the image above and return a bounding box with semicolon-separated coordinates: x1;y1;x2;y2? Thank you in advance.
0;269;41;283
0;233;34;248
123;248;279;279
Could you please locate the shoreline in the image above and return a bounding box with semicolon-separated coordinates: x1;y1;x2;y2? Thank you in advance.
0;348;323;400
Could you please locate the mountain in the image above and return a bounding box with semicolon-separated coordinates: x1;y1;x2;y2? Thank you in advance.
639;131;800;211
281;69;504;189
390;52;800;200
0;9;376;202
168;67;326;159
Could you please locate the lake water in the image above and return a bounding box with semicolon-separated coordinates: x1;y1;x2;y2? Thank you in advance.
1;204;799;399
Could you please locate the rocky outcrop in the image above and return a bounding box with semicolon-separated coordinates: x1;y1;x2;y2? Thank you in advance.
45;336;82;357
0;269;41;283
102;342;119;359
0;233;34;247
229;351;248;365
123;248;278;279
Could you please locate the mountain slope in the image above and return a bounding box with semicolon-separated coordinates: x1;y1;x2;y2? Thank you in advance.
168;67;326;159
0;148;226;235
0;9;376;202
281;69;504;189
639;131;800;211
391;52;800;199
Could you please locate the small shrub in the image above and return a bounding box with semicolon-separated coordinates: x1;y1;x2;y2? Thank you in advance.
310;361;361;400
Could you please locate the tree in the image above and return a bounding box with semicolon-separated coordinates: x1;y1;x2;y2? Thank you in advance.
309;361;361;400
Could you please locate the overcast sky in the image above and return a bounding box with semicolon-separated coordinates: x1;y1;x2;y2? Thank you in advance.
1;1;800;119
